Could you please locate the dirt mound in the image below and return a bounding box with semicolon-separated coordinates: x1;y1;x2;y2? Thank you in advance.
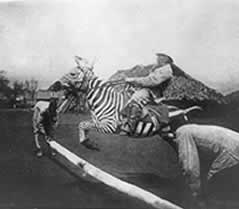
110;64;226;105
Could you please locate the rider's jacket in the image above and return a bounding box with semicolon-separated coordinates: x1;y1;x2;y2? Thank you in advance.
128;64;173;88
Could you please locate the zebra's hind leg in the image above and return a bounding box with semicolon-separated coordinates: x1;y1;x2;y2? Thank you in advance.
78;120;100;151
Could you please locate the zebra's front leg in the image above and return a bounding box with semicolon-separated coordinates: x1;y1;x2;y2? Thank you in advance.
78;120;100;151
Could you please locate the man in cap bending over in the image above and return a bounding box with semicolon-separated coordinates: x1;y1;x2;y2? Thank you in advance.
32;97;58;157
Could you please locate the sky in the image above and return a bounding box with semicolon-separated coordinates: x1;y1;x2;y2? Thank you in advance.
0;0;239;94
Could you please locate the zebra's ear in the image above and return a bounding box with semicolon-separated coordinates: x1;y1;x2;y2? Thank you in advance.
90;57;97;72
74;56;83;67
74;55;94;73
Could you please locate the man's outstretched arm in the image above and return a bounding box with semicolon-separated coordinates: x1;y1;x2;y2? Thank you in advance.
126;64;173;87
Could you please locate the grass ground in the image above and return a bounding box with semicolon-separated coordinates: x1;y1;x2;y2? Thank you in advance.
0;109;239;209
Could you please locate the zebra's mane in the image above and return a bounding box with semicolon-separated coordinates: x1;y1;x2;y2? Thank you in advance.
87;76;121;93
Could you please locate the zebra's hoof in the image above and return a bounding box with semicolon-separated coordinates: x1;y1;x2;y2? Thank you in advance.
81;139;100;151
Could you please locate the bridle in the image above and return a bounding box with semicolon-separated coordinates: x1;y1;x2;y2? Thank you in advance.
63;65;95;106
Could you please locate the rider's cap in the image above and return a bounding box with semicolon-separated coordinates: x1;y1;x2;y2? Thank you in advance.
155;53;174;64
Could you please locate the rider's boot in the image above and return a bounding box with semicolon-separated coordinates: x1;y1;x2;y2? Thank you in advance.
160;125;178;153
161;125;175;138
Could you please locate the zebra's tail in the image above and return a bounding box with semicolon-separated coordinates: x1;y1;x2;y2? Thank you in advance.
183;106;202;114
169;106;202;118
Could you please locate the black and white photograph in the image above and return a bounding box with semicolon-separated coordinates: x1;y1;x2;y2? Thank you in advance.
0;0;239;208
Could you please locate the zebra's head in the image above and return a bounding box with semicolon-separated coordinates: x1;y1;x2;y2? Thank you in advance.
58;56;95;92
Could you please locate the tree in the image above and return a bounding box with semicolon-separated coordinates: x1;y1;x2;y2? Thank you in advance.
0;70;12;98
24;78;38;101
12;80;24;98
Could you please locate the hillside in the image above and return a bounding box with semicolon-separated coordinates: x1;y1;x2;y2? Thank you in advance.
49;63;227;113
110;64;226;106
225;90;239;104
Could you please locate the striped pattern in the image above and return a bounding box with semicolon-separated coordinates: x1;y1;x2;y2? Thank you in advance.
85;77;126;134
59;69;186;137
61;75;165;137
134;121;155;137
57;96;78;114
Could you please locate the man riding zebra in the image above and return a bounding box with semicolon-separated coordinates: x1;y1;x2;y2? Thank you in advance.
50;55;200;151
48;55;239;208
119;53;175;138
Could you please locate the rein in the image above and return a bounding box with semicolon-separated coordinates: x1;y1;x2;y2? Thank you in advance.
103;79;126;86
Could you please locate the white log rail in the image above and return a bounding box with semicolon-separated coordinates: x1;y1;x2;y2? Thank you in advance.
48;140;183;209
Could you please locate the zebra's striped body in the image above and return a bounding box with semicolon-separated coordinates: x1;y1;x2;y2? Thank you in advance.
84;77;129;134
76;75;162;137
57;56;201;145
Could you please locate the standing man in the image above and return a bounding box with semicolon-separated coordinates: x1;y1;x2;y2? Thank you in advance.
32;98;58;157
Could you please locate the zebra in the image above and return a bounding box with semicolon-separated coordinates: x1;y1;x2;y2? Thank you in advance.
52;56;201;150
